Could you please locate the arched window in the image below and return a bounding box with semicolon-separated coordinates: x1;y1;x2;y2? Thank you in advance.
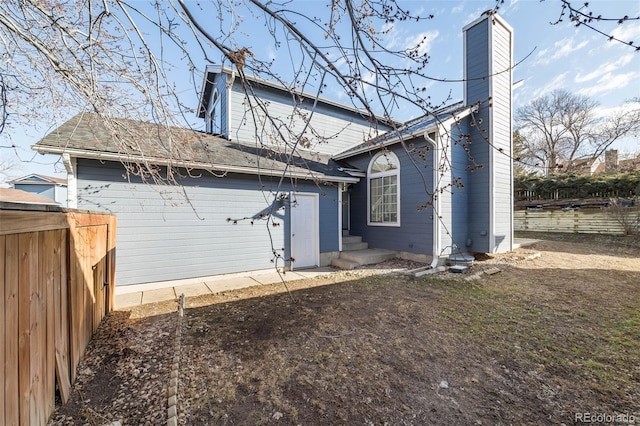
368;151;400;226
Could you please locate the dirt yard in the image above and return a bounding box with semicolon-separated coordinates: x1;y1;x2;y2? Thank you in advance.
48;233;640;425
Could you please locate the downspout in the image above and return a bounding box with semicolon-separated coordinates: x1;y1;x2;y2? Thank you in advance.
424;131;441;269
63;153;77;209
338;183;343;252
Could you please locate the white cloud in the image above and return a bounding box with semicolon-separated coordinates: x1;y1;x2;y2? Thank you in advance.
534;37;589;66
451;2;465;14
266;45;277;63
404;30;439;57
610;21;640;46
575;54;634;83
529;72;569;99
462;7;488;27
593;101;639;120
380;21;395;34
577;71;638;96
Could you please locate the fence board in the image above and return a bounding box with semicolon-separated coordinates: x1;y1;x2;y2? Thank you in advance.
0;211;68;235
31;232;46;426
0;235;5;425
107;216;117;312
44;231;56;415
18;233;34;426
4;234;19;426
1;209;115;425
54;230;71;404
515;209;639;235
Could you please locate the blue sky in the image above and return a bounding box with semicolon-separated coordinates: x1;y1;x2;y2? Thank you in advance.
1;0;638;182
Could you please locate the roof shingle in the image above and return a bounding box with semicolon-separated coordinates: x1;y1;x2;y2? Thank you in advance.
34;113;358;182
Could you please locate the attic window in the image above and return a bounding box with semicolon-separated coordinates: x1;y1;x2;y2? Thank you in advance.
368;151;400;226
205;88;221;135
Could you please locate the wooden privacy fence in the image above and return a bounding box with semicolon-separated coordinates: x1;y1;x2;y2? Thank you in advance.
514;209;639;235
1;207;116;426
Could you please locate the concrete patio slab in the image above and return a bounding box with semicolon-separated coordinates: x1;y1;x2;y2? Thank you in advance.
290;267;336;279
205;276;260;293
115;292;143;309
175;282;212;298
141;287;176;305
251;271;304;284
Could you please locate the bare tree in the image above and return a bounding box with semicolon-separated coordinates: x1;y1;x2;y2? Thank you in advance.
549;0;640;51
515;90;640;175
0;0;454;181
0;0;636;158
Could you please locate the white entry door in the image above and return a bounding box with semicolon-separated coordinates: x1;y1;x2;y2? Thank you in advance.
290;192;319;269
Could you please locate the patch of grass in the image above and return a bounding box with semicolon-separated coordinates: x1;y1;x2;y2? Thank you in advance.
420;271;640;406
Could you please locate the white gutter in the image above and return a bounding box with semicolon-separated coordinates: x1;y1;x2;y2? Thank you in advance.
423;109;474;269
423;131;441;269
37;147;360;184
62;153;77;209
334;105;477;160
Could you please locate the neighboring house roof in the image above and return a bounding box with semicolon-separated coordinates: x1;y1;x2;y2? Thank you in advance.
334;101;471;159
564;157;603;175
10;173;67;186
619;155;640;172
33;113;359;183
0;187;60;205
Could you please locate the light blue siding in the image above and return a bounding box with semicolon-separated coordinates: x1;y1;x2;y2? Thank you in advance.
347;140;434;254
491;20;514;252
465;19;492;253
450;124;469;251
76;159;339;286
464;15;513;253
228;81;384;155
14;184;55;200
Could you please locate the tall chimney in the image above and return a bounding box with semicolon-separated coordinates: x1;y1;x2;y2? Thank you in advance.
605;149;619;173
462;12;514;254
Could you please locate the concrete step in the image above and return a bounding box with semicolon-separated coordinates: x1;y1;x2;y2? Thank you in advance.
338;248;397;266
330;258;360;270
342;235;362;244
343;241;369;251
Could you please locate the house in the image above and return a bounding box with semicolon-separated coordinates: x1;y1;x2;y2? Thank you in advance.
606;149;640;174
563;150;640;176
33;12;513;289
564;157;604;176
0;187;61;206
9;173;68;206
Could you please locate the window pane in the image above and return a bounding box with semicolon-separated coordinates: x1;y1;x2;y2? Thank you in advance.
368;154;399;224
371;155;398;173
370;177;382;222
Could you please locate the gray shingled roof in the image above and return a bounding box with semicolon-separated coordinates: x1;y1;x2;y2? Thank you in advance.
334;101;470;159
10;174;67;185
33;113;359;183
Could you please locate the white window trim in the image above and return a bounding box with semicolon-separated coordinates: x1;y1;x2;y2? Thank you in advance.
367;151;401;227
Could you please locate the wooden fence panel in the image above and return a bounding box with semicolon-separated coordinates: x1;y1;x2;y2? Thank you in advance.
4;234;19;426
18;232;34;426
0;235;4;424
514;209;638;235
1;209;115;426
54;229;71;404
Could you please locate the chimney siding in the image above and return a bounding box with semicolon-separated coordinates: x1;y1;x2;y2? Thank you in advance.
463;14;514;254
